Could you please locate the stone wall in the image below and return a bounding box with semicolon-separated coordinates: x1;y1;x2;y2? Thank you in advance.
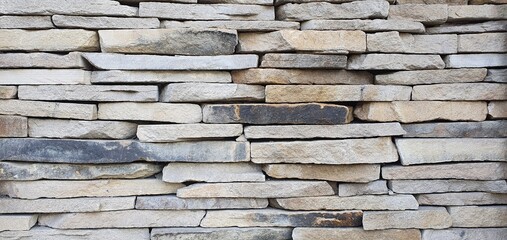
0;0;506;239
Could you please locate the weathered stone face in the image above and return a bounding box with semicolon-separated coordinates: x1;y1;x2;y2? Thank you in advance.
272;195;419;211
375;69;487;85
260;54;347;69
277;1;389;21
0;52;85;69
151;228;292;240
0;69;91;85
0;29;99;52
388;4;448;25
389;180;507;194
0;215;38;231
412;83;507;101
98;102;202;123
135;196;268;210
422;228;507;240
0;227;150;240
382;162;507;180
293;228;422;240
489;101;507;119
161;83;265;102
263;164;380;182
0;0;138;16
162;20;299;31
417;192;507;206
448;206;507;227
402;121;507;138
444;54;507;68
367;32;457;54
339;180;388;197
0;115;27;137
0;100;97;120
162;162;264;182
448;5;507;22
427;20;507;34
363;207;452;230
28;119;138;139
0;16;53;29
0;197;135;213
301;19;425;33
348;54;445;70
232;69;373;85
0;86;17;99
52;15;160;29
138;124;243;143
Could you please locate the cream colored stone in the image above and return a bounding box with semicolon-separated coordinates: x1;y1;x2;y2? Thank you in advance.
151;228;291;240
162;163;264;182
375;69;487;85
273;195;418;210
367;32;457;54
348;54;445;70
161;83;264;102
339;180;388;197
489;101;507;119
263;164;380;182
0;215;37;231
388;4;448;25
448;206;507;227
448;5;507;22
53;15;160;29
0;16;53;29
0;86;16;99
162;20;299;31
301;19;425;33
389;180;507;194
92;70;231;83
277;1;389;21
232;69;372;85
136;196;268;209
0;29;98;51
444;54;507;68
139;3;274;20
382;162;507;180
28;119;137;139
417;192;507;206
0;197;135;213
0;52;85;69
396;0;466;4
363;207;452;230
293;228;422;240
427;21;507;34
0;227;150;240
459;33;507;53
0;100;97;120
138;124;242;142
412;83;507;101
0;0;138;16
98;102;201;123
0;69;90;85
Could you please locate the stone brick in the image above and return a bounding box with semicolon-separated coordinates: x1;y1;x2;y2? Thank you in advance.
489;101;507;119
402;121;507;138
138;124;243;143
0;0;137;16
91;70;231;83
389;180;507;194
0;29;98;51
0;52;85;69
348;54;445;70
52;15;160;29
458;33;507;53
293;228;422;240
139;3;274;20
151;228;292;240
417;192;507;206
162;20;299;31
444;54;507;68
448;206;507;227
232;69;373;85
448;5;507;22
0;115;27;137
0;215;37;231
0;86;16;98
161;83;264;102
0;100;97;120
0;197;135;213
339;180;388;197
363;207;452;230
272;195;418;210
263;164;380;182
427;21;507;34
135;196;268;209
388;4;448;25
0;227;150;240
0;15;53;29
485;69;507;83
0;69;90;85
98;102;201;123
301;19;425;33
422;228;507;240
163;163;264;183
28;119;137;139
382;162;507;180
260;53;347;69
277;1;389;21
367;32;457;54
375;69;487;85
412;83;507;101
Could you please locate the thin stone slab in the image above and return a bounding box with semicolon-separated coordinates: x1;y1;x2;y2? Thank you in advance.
293;228;422;240
0;115;27;137
0;0;138;16
151;228;292;240
99;29;238;55
0;139;249;164
396;0;466;4
200;0;272;4
0;197;135;213
427;21;507;34
448;206;507;227
0;161;162;180
163;163;264;183
354;101;487;123
261;54;347;69
0;52;85;69
444;54;507;68
458;33;507;53
402;121;507;138
396;138;507;165
92;70;231;83
417;192;507;206
485;69;507;83
339;180;388;197
0;86;16;98
232;69;373;85
277;1;389;21
0;16;53;29
52;15;160;29
163;20;299;31
412;83;507;101
348;54;445;70
139;3;274;20
273;195;418;210
0;215;37;231
0;227;150;240
161;83;264;102
422;228;507;240
39;210;205;229
388;4;448;25
136;196;268;209
265;85;412;102
28;119;137;139
367;32;457;54
489;101;507;119
0;100;97;120
251;137;398;164
0;69;90;85
238;30;365;53
469;0;507;3
138;124;243;142
204;103;352;125
1;179;184;199
382;162;507;180
389;180;507;194
263;164;380;182
363;207;452;230
98;102;202;123
201;209;362;227
83;53;259;70
301;19;425;33
177;181;336;198
375;69;487;85
0;29;98;51
448;5;507;22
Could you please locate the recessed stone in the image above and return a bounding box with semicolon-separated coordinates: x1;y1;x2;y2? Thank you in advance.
389;180;507;194
162;163;264;183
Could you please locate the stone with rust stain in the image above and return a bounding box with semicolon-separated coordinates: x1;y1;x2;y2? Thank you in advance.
0;115;27;137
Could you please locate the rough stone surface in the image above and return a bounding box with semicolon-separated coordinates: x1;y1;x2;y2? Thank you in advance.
98;102;202;123
0;115;27;137
39;210;205;229
0;69;90;85
0;139;249;164
367;32;457;54
0;197;135;213
0;227;150;240
363;207;452;230
383;162;507;180
489;101;507;119
444;54;507;68
232;69;373;85
417;192;507;206
396;138;507;165
261;54;347;69
139;3;274;20
0;215;37;231
201;209;362;227
339;180;389;197
0;52;85;69
0;0;138;16
251;137;398;164
151;228;292;240
177;180;336;198
136;196;268;209
422;228;507;240
204;103;353;125
263;164;380;182
265;85;412;102
0;29;99;51
402;121;507;138
91;70;231;84
163;163;264;183
448;5;507;22
458;33;507;53
28;119;137;139
83;53;259;70
413;83;507;101
99;29;238;55
375;68;487;85
0;86;16;98
162;20;299;31
138;124;243;142
301;19;425;33
0;161;162;180
396;0;466;4
52;15;160;29
277;1;389;21
388;4;448;25
389;180;507;194
293;228;422;240
348;54;445;70
427;21;507;34
354;101;487;123
161;83;264;102
448;206;507;227
0;100;97;120
273;195;418;210
0;16;53;29
485;69;507;83
238;30;366;53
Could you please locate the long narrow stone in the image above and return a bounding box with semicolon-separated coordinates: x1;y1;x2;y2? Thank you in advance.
161;83;264;102
367;32;457;54
402;121;507;138
99;29;238;55
261;54;347;69
0;16;54;29
293;228;422;240
83;53;259;70
39;210;205;229
200;0;272;4
232;69;373;85
396;0;466;3
0;0;138;16
163;163;264;183
0;69;90;85
177;180;336;198
1;179;184;199
301;19;425;33
422;228;507;240
444;54;507;68
339;180;388;197
0;29;98;51
0;115;27;137
162;20;299;31
201;209;362;227
263;164;380;182
0;215;37;231
0;139;249;164
417;192;507;206
363;207;452;230
0;52;85;69
273;195;418;210
28;119;137;139
375;69;487;85
139;3;274;20
251;137;398;164
0;227;150;240
388;4;448;25
52;15;160;29
389;180;507;194
382;162;507;180
266;85;412;102
448;206;507;227
98;102;201;123
348;54;445;70
0;100;97;120
413;83;507;101
151;228;292;240
485;69;507;83
91;70;231;83
427;21;507;34
489;101;507;119
204;103;352;125
277;1;389;21
458;33;507;53
396;138;507;165
0;161;162;180
448;5;507;22
0;197;135;213
138;124;243;142
135;196;268;209
0;86;16;98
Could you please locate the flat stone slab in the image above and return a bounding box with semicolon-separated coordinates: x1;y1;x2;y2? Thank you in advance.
0;100;97;120
135;196;268;209
427;20;507;34
251;137;398;164
0;52;85;69
388;4;448;25
162;163;264;183
0;227;150;240
417;192;507;206
0;29;98;52
0;197;135;213
489;101;507;119
293;228;422;240
0;215;37;231
348;54;445;70
0;139;249;163
458;33;507;53
272;195;418;210
402;121;507;138
52;15;160;29
151;228;292;240
367;32;457;54
263;164;380;182
98;102;201;123
382;162;507;180
0;69;90;85
91;70;231;83
161;83;264;102
28;119;137;139
422;228;507;240
301;19;425;33
0;15;53;29
363;207;452;230
339;180;388;197
448;206;507;227
0;115;27;137
205;103;353;125
0;86;16;99
0;0;138;16
260;53;347;69
389;180;507;194
412;83;507;101
177;180;336;198
448;5;507;22
162;20;299;31
485;69;507;83
139;3;274;20
277;1;389;21
201;209;362;227
138;124;243;142
83;53;259;70
232;69;373;85
444;54;507;68
375;69;487;85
